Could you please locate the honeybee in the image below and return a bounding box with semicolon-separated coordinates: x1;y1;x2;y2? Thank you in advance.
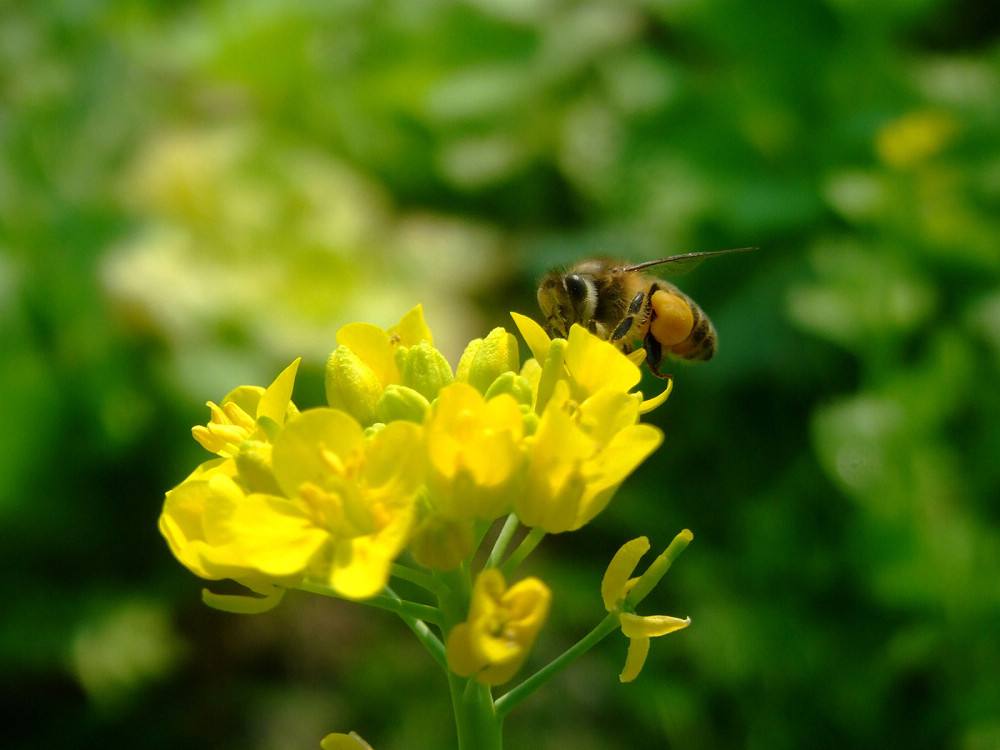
537;248;755;377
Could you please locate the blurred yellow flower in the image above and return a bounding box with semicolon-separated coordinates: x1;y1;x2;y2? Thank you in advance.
876;110;957;169
446;569;551;685
601;536;690;683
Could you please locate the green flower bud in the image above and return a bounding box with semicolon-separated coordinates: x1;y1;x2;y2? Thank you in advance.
396;342;454;401
234;440;282;495
376;384;431;424
456;327;520;394
325;344;382;425
484;371;534;406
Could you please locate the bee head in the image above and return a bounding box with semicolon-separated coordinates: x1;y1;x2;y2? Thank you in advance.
536;271;597;339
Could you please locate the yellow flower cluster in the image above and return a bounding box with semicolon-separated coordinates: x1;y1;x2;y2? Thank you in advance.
160;305;669;605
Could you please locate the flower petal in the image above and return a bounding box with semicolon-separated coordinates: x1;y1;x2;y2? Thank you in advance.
271;409;365;498
510;311;552;363
619;612;691;638
565;325;641;396
388;304;434;346
202;584;285;614
257;358;301;424
601;537;650;611
328;507;414;599
361;420;425;501
638;377;673;414
626;349;647;366
619;636;650;683
337;322;398;385
445;622;478;677
214;492;328;577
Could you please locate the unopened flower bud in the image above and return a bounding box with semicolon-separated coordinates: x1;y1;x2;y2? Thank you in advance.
456;327;520;394
325;345;382;425
376;384;431;424
396;342;454;401
484;371;534;406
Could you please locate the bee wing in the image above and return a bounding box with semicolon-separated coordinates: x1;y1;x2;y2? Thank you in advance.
624;247;756;277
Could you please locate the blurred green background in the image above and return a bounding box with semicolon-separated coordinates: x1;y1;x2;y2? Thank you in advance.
3;1;999;748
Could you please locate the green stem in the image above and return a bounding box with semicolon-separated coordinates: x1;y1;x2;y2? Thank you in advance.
495;612;620;718
449;674;502;750
384;586;447;671
485;514;520;569
297;581;444;626
391;562;447;597
500;527;546;577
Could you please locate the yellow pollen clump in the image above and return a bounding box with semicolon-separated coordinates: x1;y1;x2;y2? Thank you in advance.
650;291;694;346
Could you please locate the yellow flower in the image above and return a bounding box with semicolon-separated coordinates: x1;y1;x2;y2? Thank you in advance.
161;408;424;601
320;731;373;750
192;358;301;457
182;472;327;580
425;382;525;522
510;313;671;414
266;409;425;599
601;536;690;683
516;382;662;533
325;305;440;424
446;569;551;685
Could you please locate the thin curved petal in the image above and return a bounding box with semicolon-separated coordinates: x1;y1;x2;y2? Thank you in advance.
639;377;673;414
601;537;650;611
619;612;691;638
257;358;301;424
202;585;285;614
389;304;434;346
619;636;650;683
626;349;647;366
510;311;552;364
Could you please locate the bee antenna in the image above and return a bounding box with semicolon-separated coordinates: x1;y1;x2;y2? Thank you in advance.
624;246;757;273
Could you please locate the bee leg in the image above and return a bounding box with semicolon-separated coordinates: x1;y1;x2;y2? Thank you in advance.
638;283;660;326
587;319;598;334
627;291;645;315
610;315;634;343
643;333;670;379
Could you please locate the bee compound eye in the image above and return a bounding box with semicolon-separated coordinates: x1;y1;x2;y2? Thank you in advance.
564;274;589;302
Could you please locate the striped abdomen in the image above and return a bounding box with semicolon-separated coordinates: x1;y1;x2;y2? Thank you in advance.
646;281;717;371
